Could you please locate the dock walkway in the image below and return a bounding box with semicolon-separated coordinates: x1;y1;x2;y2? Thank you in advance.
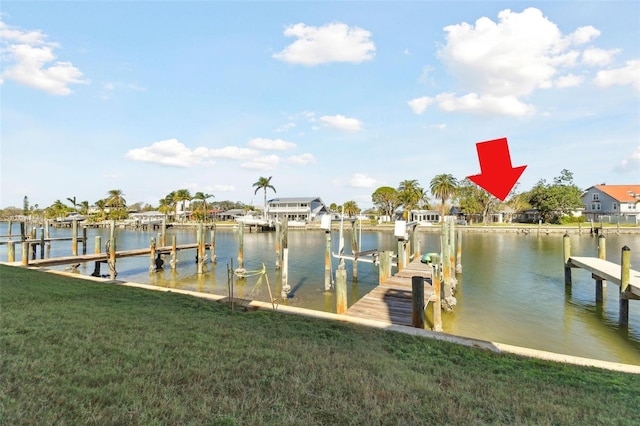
568;256;640;298
346;258;433;326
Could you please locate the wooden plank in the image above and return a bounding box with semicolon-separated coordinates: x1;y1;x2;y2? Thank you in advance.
569;256;640;297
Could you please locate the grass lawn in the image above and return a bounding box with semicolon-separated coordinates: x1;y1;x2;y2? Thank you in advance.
1;265;639;425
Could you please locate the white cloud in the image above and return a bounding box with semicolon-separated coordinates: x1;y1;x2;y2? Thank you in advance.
274;122;296;133
319;114;362;131
582;47;620;66
554;73;583;88
241;155;281;171
423;7;617;116
125;139;209;167
594;60;640;92
350;173;378;188
408;96;434;114
615;145;640;173
0;19;88;95
273;22;375;65
435;92;535;117
248;137;296;151
287;153;316;165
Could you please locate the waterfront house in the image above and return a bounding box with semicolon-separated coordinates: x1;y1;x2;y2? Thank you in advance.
266;197;329;223
582;184;640;224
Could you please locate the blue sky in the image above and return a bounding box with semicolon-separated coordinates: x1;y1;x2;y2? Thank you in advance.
1;1;638;210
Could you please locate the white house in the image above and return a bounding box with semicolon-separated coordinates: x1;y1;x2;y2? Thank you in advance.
582;184;640;224
266;197;329;223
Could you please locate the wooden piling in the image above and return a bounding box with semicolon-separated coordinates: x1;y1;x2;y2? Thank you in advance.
336;262;347;314
275;221;281;269
563;233;571;286
82;227;87;254
324;230;331;291
619;246;631;326
411;275;425;329
94;236;102;254
161;218;167;246
411;226;420;260
72;220;78;256
281;247;290;298
197;224;205;274
108;221;116;280
39;227;45;259
150;238;156;272
379;250;392;285
596;234;606;303
237;222;244;269
21;242;28;266
210;228;216;263
431;263;442;331
397;239;404;272
7;241;15;262
456;228;462;274
171;235;177;270
442;222;452;299
351;221;358;280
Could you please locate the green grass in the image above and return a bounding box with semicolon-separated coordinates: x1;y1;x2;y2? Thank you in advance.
2;265;639;425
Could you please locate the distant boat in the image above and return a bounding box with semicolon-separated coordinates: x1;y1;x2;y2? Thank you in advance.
56;213;86;223
235;213;271;226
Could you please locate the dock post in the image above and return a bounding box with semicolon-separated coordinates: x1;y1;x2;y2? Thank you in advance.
563;233;571;286
237;223;244;269
197;223;205;274
72;219;78;256
324;230;331;291
21;242;28;266
351;220;358;281
336;261;347;314
596;235;606;303
431;262;442;331
7;241;15;263
397;239;404;272
442;222;452;300
456;228;462;274
379;250;392;285
150;238;156;272
275;221;281;269
619;246;631;327
210;228;217;263
411;226;420;260
161;218;167;246
411;276;425;329
281;247;290;298
94;236;102;254
82;227;87;254
108;220;116;280
7;220;12;237
39;227;45;259
171;235;177;270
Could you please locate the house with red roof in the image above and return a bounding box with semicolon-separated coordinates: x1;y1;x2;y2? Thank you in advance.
581;184;640;224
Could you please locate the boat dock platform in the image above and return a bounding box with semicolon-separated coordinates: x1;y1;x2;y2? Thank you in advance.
346;257;434;326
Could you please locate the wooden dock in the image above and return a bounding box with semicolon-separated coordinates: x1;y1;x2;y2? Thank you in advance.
24;244;208;268
568;256;640;299
346;258;434;326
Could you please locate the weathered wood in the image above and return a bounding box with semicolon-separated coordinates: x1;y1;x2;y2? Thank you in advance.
620;246;631;326
7;241;15;262
72;220;78;256
324;231;331;291
379;250;392;285
336;263;347;314
563;233;571;286
237;222;244;269
596;234;606;303
351;221;358;280
432;264;442;331
411;276;425;329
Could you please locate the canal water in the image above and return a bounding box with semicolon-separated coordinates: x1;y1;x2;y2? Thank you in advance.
2;223;639;365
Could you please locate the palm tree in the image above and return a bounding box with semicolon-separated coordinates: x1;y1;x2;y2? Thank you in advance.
193;192;214;222
343;201;360;218
95;199;107;221
78;201;90;215
66;196;77;212
397;179;423;220
430;174;458;221
253;176;276;219
172;189;192;220
105;189;126;209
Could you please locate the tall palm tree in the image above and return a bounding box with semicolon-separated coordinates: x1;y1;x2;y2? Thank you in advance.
105;189;126;209
193;192;214;222
343;201;360;218
172;189;192;219
397;179;423;220
430;174;458;221
78;201;90;215
253;176;276;219
66;196;77;212
95;199;107;221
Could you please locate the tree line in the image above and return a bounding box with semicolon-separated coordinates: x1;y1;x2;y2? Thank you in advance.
2;171;584;224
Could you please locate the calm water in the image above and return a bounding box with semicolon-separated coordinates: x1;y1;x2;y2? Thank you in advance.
2;223;639;365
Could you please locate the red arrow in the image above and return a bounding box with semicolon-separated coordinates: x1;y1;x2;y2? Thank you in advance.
467;138;526;201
